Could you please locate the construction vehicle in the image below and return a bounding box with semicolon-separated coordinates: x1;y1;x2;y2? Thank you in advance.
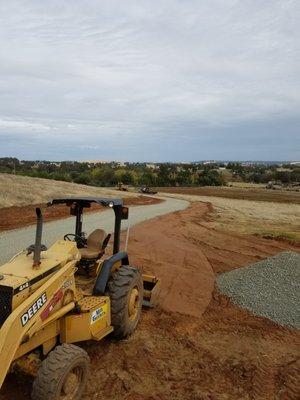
117;182;129;191
0;197;158;399
139;186;157;195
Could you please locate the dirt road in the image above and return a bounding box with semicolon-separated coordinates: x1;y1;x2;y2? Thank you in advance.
1;201;299;400
0;197;188;264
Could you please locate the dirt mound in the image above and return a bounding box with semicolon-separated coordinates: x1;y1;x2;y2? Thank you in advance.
128;203;215;317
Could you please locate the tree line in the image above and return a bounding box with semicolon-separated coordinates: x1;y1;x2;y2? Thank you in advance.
0;158;299;187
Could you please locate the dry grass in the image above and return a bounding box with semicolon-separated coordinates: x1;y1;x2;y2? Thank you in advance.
159;192;300;242
156;186;300;203
0;173;138;208
227;181;267;188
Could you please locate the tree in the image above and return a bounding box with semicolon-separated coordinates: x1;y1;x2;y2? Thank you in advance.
139;171;156;186
275;171;291;183
74;173;91;185
197;169;224;186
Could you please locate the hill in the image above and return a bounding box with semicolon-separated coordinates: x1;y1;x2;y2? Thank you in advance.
0;173;137;208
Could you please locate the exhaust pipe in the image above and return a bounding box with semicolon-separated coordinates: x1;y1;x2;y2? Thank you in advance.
33;207;43;268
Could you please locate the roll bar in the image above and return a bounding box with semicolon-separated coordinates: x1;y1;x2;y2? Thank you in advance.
47;198;129;254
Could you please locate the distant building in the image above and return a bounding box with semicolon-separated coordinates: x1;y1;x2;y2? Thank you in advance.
146;163;158;170
276;167;292;172
84;160;109;164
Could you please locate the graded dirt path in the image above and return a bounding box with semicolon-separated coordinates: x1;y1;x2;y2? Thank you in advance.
128;203;216;317
1;202;299;400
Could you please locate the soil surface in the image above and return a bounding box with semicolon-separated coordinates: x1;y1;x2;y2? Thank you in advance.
155;191;300;243
1;202;299;400
155;186;300;204
0;196;162;233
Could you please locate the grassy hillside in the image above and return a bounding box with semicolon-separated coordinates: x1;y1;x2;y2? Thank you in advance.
0;173;137;208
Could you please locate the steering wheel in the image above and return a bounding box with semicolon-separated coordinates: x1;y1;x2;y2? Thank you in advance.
64;234;86;247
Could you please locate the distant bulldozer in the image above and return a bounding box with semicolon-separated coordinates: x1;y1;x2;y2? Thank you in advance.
139;186;157;195
117;182;129;191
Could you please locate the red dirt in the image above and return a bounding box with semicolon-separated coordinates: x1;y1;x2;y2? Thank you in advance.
128;203;215;317
0;196;162;233
1;202;299;400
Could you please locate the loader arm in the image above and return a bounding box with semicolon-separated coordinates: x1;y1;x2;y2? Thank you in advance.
0;260;77;388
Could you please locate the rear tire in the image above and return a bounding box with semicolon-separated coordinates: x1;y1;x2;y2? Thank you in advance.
32;343;90;400
107;265;143;338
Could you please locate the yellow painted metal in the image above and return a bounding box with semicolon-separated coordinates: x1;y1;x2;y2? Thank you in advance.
40;302;75;329
77;296;105;312
128;287;139;321
61;296;112;343
0;240;79;310
42;336;57;356
0;249;78;388
142;274;158;283
111;260;122;274
142;274;160;305
13;320;59;360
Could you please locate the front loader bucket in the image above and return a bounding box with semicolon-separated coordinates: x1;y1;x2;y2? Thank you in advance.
142;274;160;308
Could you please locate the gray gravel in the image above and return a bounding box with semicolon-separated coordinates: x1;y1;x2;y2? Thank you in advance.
217;251;300;329
0;197;189;265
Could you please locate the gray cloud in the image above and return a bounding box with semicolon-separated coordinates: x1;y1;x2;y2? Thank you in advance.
0;0;299;161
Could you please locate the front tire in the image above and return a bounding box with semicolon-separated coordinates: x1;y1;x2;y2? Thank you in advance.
32;344;90;400
107;265;143;338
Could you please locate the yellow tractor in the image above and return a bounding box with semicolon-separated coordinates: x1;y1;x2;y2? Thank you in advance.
0;197;158;399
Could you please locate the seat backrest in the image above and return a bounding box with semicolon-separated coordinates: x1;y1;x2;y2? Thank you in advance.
87;229;107;250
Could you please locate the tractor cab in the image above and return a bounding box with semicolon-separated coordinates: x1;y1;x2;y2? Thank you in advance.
47;197;129;269
46;197;158;305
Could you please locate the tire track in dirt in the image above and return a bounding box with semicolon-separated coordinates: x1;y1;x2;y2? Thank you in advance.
279;358;300;400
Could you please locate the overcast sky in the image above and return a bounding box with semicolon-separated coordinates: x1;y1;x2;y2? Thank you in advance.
0;0;299;161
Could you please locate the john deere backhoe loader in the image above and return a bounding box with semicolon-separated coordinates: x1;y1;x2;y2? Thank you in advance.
0;197;158;399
